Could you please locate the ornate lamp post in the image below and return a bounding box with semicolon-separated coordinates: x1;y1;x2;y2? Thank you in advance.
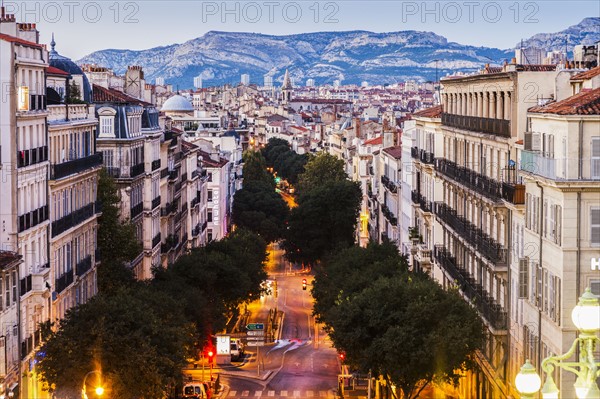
516;288;600;398
81;371;104;399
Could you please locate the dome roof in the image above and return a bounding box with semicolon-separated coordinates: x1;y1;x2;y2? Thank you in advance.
48;34;91;102
161;95;194;112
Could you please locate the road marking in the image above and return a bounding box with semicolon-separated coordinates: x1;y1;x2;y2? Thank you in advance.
228;392;237;397
293;391;301;397
267;391;275;397
254;391;262;397
319;391;329;397
280;390;288;396
306;391;314;397
241;391;249;397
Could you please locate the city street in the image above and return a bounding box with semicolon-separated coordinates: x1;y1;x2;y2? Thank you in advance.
219;244;339;398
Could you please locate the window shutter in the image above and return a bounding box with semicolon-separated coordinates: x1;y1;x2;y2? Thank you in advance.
591;208;600;246
519;258;529;298
531;132;541;152
549;204;556;240
591;137;600;179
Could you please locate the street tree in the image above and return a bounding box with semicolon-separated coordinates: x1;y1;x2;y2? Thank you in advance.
312;244;484;399
96;168;141;293
296;152;347;194
282;180;361;265
242;150;274;187
262;138;290;167
232;180;289;243
37;285;194;399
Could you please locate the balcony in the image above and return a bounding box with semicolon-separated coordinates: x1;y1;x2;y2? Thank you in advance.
501;183;525;205
381;175;397;194
160;202;178;217
174;181;183;193
130;163;145;178
192;224;200;236
50;153;102;180
161;234;178;253
152;233;161;248
47;103;93;122
55;271;74;294
151;196;161;210
19;205;49;233
160;168;169;179
151;159;161;171
28;94;46;111
51;202;96;237
434;245;508;331
168;169;179;181
181;172;188;182
381;203;398;226
190;196;199;208
435;158;503;201
201;220;208;232
434;202;508;266
441;113;511;138
191;170;199;179
520;150;556;180
75;256;92;277
181;202;188;214
411;190;419;205
411;147;419;159
412;191;433;213
17;146;48;168
419;149;434;164
130;203;143;219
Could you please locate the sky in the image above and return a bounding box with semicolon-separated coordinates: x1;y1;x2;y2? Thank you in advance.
2;0;598;59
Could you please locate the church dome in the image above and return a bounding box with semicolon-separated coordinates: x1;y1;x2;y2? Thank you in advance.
48;34;92;102
161;94;194;112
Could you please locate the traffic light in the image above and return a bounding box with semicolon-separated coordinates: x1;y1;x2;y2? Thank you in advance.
205;348;215;364
302;278;307;290
339;352;345;362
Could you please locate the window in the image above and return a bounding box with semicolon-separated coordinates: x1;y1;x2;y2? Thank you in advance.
591;207;600;247
5;275;10;308
592;137;600;179
591;280;600;296
207;229;213;242
207;210;213;223
207;190;213;202
12;271;16;305
519;258;529;298
99;116;114;137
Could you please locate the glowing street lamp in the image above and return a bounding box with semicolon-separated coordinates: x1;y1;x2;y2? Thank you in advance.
82;371;104;399
516;288;600;399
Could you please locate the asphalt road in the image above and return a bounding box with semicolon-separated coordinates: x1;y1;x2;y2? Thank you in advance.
221;244;339;398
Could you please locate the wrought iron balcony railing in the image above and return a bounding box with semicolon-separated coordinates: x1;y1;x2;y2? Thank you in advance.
442;113;510;138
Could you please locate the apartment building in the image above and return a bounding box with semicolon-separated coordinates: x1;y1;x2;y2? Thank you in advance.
0;16;52;398
46;64;101;322
0;251;22;399
432;62;562;398
377;146;403;245
511;78;600;399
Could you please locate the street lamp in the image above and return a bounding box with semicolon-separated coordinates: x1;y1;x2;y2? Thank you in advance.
516;288;600;398
82;370;104;399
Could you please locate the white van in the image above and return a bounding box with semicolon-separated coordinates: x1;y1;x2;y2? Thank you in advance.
182;382;210;398
230;339;245;360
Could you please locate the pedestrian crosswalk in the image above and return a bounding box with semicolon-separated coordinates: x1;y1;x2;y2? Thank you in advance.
227;390;334;398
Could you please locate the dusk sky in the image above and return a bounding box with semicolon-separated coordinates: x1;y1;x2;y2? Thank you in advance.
2;1;598;59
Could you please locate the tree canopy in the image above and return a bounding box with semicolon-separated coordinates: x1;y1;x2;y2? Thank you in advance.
241;150;274;187
296;152;347;194
282;179;361;265
312;243;484;399
232;180;289;243
37;286;194;399
96;168;141;293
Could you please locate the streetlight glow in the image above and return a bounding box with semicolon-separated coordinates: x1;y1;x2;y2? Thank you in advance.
95;387;104;396
540;373;559;399
515;360;541;396
571;288;600;333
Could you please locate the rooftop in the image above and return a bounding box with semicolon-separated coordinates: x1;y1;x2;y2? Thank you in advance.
528;87;600;115
92;84;152;106
412;105;442;118
570;66;600;81
382;145;403;159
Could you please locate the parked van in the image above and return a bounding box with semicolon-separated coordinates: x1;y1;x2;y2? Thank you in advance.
230;339;245;360
182;382;211;399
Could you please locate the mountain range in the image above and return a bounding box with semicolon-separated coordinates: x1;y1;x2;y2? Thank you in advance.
77;17;599;89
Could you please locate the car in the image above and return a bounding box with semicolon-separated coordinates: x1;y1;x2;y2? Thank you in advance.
230;339;245;361
182;382;212;399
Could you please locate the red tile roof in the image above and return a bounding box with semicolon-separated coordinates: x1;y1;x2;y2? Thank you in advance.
570;66;600;81
46;66;70;76
92;84;152;106
0;251;21;270
528;88;600;115
0;33;43;48
413;105;442;118
364;135;383;146
382;145;402;159
198;149;229;168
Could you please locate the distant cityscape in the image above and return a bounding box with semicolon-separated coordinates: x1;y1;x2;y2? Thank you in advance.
1;4;599;399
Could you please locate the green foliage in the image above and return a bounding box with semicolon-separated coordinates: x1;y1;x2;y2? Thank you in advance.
312;244;484;399
261;138;307;184
232;180;289;243
282;180;361;265
36;285;194;399
296;152;347;194
66;82;86;104
151;229;268;341
242;150;274;187
96;168;141;293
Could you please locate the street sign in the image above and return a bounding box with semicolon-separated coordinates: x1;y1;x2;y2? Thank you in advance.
247;331;265;336
246;341;265;346
247;336;264;341
246;323;264;331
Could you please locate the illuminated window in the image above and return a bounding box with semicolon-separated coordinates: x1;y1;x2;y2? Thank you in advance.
18;86;30;111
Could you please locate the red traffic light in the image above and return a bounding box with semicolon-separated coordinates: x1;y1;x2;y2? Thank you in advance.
207;350;214;358
339;352;345;361
302;279;307;284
